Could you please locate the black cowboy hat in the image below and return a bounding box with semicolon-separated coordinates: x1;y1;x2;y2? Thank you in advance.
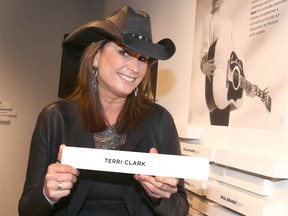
62;5;176;67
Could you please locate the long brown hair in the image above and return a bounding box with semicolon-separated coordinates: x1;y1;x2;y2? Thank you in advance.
69;40;153;133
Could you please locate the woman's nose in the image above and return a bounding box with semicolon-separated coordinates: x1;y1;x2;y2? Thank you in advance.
127;59;139;73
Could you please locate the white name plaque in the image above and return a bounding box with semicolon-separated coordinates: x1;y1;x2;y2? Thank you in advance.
62;146;209;180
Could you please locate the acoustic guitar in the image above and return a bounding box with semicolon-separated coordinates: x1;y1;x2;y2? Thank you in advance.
205;37;272;113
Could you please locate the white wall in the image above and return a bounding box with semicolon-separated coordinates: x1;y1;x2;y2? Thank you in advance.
0;1;104;215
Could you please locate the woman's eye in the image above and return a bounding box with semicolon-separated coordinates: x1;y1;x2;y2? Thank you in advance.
118;48;148;62
119;49;129;57
138;56;148;62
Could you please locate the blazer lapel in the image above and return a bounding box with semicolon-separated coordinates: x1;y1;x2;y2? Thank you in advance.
64;122;94;216
123;121;145;151
63;99;94;148
68;119;94;148
66;179;93;216
62;100;94;216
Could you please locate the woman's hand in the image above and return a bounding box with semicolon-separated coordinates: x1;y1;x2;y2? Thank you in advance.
44;144;79;203
134;148;179;202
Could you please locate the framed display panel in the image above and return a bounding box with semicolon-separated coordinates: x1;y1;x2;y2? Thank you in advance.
188;0;288;130
181;0;288;179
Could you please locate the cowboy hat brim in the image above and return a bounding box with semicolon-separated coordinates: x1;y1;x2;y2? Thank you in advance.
63;18;175;67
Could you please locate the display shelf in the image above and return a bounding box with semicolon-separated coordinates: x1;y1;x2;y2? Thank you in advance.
178;126;202;140
206;183;287;215
180;142;216;161
188;206;204;216
214;149;288;178
184;178;216;196
209;164;274;196
187;190;242;216
186;191;218;215
207;205;244;216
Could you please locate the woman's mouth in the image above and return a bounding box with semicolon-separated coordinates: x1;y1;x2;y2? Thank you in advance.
118;73;135;82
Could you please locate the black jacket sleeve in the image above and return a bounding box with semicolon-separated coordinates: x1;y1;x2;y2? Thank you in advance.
18;104;65;216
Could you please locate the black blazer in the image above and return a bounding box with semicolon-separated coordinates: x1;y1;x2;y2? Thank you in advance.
19;99;188;216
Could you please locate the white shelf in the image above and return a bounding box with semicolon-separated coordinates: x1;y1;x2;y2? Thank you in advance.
207;205;243;216
178;126;202;140
188;206;204;216
187;191;218;215
209;164;274;196
206;183;287;215
184;178;216;196
187;190;242;216
180;142;216;161
214;149;288;178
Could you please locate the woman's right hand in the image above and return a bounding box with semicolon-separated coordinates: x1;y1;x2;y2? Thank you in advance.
43;144;79;203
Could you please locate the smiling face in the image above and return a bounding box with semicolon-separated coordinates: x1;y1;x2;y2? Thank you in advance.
94;41;148;101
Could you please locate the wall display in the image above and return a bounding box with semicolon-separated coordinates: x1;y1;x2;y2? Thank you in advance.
187;190;242;216
181;2;288;202
206;183;284;215
209;164;288;196
180;141;216;161
214;148;288;178
189;0;288;130
0;101;16;124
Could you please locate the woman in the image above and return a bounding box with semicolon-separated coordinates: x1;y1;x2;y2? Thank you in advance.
19;5;188;216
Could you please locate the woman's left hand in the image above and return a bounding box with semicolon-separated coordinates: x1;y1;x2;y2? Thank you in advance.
134;148;179;201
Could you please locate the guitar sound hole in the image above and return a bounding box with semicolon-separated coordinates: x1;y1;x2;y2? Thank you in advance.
232;66;241;90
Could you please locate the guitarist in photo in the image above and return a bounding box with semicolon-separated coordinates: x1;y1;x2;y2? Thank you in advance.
200;0;271;126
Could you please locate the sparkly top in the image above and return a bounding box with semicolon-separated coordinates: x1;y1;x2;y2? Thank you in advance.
93;125;126;150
